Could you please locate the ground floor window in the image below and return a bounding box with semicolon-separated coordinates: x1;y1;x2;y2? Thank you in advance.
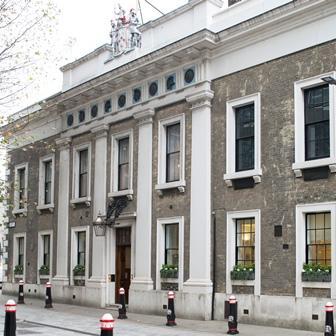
77;231;86;267
235;218;255;266
165;223;179;266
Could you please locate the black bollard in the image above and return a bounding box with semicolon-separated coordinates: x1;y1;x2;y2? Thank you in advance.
4;299;16;336
100;313;114;336
227;295;239;335
166;290;176;326
17;280;24;304
325;302;334;336
118;287;127;319
44;282;53;309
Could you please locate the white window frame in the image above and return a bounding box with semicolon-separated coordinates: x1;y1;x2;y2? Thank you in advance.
71;143;91;207
70;226;90;285
155;114;186;193
13;163;28;216
37;154;55;213
293;72;336;177
37;230;53;283
108;130;134;199
156;216;184;291
224;93;262;186
13;233;26;282
296;202;336;298
226;210;261;295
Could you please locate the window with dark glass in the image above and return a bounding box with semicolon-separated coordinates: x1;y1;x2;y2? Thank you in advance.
78;110;85;123
118;137;129;191
104;100;112;113
77;232;86;266
43;235;50;267
18;168;26;209
44;161;52;204
235;218;255;265
304;85;330;161
67;114;74;127
18;237;24;266
166;123;180;182
79;149;88;198
118;94;126;108
184;68;195;85
166;74;176;91
165;224;179;266
91;105;98;118
133;88;141;103
235;104;254;172
306;212;331;266
149;81;158;97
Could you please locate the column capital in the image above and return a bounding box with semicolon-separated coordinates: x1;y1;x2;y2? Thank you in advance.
186;89;214;111
55;137;71;150
133;108;155;126
91;125;109;139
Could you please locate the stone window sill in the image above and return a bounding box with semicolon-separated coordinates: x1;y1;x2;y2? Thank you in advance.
36;204;55;214
301;281;330;289
108;189;133;200
155;180;186;195
70;197;91;208
39;275;50;280
231;279;255;286
292;158;336;177
224;169;262;187
12;208;27;217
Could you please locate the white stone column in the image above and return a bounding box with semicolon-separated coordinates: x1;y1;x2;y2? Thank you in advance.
184;85;214;294
89;125;109;284
53;137;71;285
130;109;154;290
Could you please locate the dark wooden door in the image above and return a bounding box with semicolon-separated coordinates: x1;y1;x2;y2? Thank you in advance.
115;227;131;303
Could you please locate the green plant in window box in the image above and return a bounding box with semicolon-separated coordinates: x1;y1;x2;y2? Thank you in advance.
14;265;24;275
301;263;331;282
230;264;255;281
160;264;178;279
73;264;85;276
39;265;49;275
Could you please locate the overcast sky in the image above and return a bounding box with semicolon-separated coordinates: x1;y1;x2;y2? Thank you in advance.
23;0;188;111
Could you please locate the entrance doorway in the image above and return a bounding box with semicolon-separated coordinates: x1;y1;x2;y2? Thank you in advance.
115;227;131;304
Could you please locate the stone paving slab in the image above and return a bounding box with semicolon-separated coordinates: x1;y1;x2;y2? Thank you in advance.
0;295;322;335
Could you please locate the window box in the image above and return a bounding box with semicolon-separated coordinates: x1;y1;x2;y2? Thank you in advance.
39;265;50;276
160;265;178;279
230;264;255;281
14;265;23;275
301;263;331;282
73;264;85;276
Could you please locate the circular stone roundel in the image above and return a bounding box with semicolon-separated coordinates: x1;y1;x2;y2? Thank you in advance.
149;82;158;97
91;105;98;118
78;110;85;123
133;88;141;103
184;68;195;84
67;114;74;127
118;94;126;108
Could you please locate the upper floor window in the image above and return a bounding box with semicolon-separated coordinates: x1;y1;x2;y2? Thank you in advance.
18;168;26;209
14;163;28;213
235;104;254;172
166;123;180;183
304;85;330;161
79;149;88;198
18;237;24;266
224;93;261;185
43;234;51;268
44;161;52;204
306;212;331;266
118;137;129;191
110;131;133;197
156;115;185;192
38;155;55;211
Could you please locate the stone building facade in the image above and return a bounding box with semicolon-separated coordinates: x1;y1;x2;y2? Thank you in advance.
2;0;336;330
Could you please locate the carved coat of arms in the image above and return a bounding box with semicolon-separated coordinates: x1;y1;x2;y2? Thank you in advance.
110;4;142;58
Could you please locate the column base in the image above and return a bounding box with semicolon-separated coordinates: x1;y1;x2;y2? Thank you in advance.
130;277;154;291
183;279;213;293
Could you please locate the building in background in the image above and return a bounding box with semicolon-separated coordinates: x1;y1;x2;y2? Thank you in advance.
2;0;336;330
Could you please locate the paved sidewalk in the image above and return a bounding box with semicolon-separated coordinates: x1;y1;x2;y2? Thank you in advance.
0;295;321;335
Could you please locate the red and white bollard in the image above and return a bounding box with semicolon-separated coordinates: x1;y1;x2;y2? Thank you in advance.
227;295;239;335
100;313;114;336
44;282;53;309
325;302;334;336
166;290;176;326
4;299;16;336
18;280;24;304
118;287;127;319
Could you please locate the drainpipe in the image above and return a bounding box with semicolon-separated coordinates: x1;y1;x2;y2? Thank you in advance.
211;210;216;320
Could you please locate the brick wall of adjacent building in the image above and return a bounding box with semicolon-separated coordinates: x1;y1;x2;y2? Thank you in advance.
211;39;336;296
